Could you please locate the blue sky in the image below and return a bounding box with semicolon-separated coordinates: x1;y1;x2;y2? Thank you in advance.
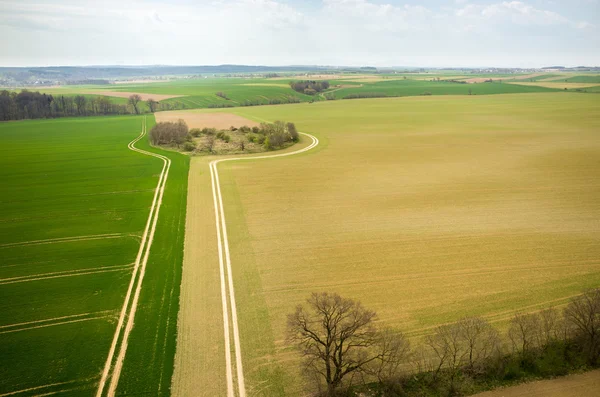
0;0;598;67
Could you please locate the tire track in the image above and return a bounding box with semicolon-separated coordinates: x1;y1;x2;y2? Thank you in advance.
0;233;126;248
96;117;172;397
0;263;133;285
210;131;319;397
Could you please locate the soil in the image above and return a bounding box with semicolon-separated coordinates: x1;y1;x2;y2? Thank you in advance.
473;370;600;397
155;111;259;130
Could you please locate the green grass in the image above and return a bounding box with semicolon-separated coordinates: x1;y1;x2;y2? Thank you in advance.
16;74;572;113
183;93;600;395
0;115;188;396
563;75;600;83
330;79;561;98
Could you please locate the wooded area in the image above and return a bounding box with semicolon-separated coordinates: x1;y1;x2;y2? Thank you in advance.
0;90;130;120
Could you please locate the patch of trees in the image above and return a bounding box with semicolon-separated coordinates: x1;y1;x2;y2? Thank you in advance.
189;121;299;154
343;92;388;100
216;92;229;100
287;288;600;396
239;96;301;107
0;90;130;121
207;103;235;108
149;119;190;147
290;80;330;95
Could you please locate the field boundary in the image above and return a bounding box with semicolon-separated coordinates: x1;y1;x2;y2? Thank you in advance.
209;132;319;397
96;117;172;397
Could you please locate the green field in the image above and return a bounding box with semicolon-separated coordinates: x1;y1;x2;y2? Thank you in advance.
11;73;580;113
178;93;600;396
0;116;188;396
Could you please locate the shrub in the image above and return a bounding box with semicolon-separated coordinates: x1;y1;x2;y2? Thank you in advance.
190;128;202;137
246;133;257;143
256;134;266;144
149;119;188;146
183;142;196;151
251;126;260;134
201;127;216;135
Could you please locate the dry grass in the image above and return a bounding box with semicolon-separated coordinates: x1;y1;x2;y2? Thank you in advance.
182;94;600;395
155;111;259;130
474;369;600;397
171;157;227;396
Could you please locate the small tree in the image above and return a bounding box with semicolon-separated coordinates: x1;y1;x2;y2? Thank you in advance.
128;94;142;114
564;289;600;364
287;292;380;396
287;122;299;142
508;313;542;355
74;95;87;115
147;98;158;113
203;135;215;153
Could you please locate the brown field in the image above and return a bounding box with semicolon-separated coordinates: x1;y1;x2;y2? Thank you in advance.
474;370;600;397
507;82;600;89
176;93;600;396
84;91;183;101
155;111;259;130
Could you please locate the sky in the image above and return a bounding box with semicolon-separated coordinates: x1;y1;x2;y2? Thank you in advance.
0;0;598;68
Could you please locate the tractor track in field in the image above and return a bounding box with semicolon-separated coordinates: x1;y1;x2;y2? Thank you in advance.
96;117;171;397
209;131;319;397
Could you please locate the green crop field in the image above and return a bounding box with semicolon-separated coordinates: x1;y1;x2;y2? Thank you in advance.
9;72;578;113
0;116;188;396
177;93;600;396
563;75;600;83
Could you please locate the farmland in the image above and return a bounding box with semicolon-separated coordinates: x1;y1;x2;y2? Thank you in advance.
10;72;597;113
174;93;600;396
0;116;188;396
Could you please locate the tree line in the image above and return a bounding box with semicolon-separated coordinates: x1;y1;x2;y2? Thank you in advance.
288;288;600;396
290;80;330;95
0;90;183;121
0;90;145;121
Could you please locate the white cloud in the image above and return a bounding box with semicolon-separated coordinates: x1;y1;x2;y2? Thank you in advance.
0;0;597;67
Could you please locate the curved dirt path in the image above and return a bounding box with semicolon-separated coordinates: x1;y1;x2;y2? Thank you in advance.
96;118;172;397
209;132;319;397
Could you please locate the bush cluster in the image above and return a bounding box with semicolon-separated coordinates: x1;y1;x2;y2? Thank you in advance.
149;119;189;146
343;92;388;99
290;80;330;95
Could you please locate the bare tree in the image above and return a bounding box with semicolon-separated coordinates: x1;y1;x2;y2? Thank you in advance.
426;323;464;384
457;317;500;373
74;95;86;115
365;328;410;385
128;94;142;114
203;135;216;153
564;289;600;364
540;308;562;345
147;98;158;113
287;292;380;396
508;313;542;354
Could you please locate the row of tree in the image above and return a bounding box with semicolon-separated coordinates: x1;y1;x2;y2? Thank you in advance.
288;288;600;396
290;80;330;95
0;90;130;120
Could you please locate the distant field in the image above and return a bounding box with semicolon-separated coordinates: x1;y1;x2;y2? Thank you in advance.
7;72;582;112
179;93;600;396
0;116;188;396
